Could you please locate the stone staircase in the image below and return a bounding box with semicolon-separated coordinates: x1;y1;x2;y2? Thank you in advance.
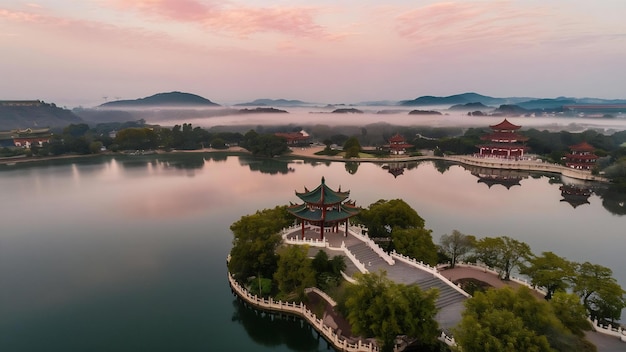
345;241;467;330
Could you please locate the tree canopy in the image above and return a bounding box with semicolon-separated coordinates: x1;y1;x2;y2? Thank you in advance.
273;245;316;300
341;271;439;352
573;261;626;323
357;199;426;238
475;236;532;280
391;227;438;266
439;230;476;268
229;206;293;281
455;286;595;352
520;251;575;300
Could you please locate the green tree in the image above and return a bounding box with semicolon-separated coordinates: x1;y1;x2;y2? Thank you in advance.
455;286;593;352
229;206;292;282
520;251;575;300
550;292;592;336
342;271;439;352
573;261;626;323
273;245;316;299
439;230;476;268
357;199;425;238
391;227;438;266
343;136;361;159
475;236;532;280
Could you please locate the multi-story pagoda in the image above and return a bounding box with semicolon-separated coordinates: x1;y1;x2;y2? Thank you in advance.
477;119;528;158
564;142;598;170
385;133;412;155
287;177;360;240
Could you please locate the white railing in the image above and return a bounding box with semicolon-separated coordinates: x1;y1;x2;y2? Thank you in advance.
304;287;337;307
589;319;626;342
392;251;471;298
348;226;395;265
341;240;369;274
228;271;380;352
454;261;548;296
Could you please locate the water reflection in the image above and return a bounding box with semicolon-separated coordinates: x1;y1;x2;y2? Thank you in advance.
465;165;527;189
382;162;405;178
559;185;592;208
231;298;323;351
345;161;359;175
238;156;295;174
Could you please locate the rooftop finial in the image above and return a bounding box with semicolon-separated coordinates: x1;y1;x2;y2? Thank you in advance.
321;176;325;184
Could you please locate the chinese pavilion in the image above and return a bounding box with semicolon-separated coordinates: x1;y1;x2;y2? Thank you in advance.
564;142;598;170
275;130;310;145
385;133;412;155
287;177;360;240
477;119;528;158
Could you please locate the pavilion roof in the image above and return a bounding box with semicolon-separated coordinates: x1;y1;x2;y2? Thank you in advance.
489;119;521;131
388;133;406;143
569;141;595;152
287;201;360;222
294;177;350;205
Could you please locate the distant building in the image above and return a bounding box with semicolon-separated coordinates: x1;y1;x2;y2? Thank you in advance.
1;128;52;148
0;100;43;107
477;119;529;158
384;133;412;155
564;142;598;170
275;130;310;145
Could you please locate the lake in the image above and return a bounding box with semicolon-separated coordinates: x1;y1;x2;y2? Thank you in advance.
0;152;624;351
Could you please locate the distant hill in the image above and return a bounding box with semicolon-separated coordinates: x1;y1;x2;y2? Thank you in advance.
0;100;83;130
408;110;443;115
399;92;530;107
234;98;311;107
332;108;363;114
237;107;288;114
449;102;490;111
517;98;577;110
99;92;220;108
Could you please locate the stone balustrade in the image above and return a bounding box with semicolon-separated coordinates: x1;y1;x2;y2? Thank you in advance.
348;226;395;265
228;271;380;352
590;319;626;342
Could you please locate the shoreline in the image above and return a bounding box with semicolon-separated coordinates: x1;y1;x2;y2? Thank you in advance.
0;146;609;183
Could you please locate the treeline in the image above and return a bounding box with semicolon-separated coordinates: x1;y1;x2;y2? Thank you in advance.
228;199;625;352
21;121;289;158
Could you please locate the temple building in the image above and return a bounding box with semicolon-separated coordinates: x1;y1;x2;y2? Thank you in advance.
287;177;360;240
477;119;528;158
0;128;52;148
274;130;310;146
384;133;413;155
564;142;598;170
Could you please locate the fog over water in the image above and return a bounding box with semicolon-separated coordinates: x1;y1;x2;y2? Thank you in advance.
154;106;626;133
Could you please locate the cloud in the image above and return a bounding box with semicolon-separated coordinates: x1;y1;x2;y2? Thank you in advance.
109;0;329;38
394;2;552;47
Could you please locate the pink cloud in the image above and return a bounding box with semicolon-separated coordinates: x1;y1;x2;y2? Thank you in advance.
395;2;551;47
109;0;329;38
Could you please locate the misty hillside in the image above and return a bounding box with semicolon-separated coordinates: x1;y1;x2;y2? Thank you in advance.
399;92;529;106
0;101;83;130
234;99;312;107
99;92;220;108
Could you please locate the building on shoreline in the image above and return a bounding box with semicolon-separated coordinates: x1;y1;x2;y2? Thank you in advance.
384;133;413;155
287;177;360;240
0;128;52;148
477;119;528;158
564;142;598;170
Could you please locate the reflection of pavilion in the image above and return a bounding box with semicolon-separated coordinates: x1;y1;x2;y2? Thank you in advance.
287;177;360;240
559;184;592;208
382;162;405;178
467;165;528;189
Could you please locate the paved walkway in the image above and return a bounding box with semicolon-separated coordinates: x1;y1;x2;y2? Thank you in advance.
285;229;624;351
285;227;467;332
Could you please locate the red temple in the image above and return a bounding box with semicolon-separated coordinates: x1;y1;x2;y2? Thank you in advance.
477;119;528;158
385;133;412;155
287;177;360;240
564;142;598;170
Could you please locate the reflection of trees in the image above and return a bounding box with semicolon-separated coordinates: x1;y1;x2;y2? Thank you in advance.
431;160;453;174
345;161;359;175
238;156;295;175
230;298;320;350
598;187;626;216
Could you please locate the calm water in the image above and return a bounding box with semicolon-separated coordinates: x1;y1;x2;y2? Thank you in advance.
0;153;624;351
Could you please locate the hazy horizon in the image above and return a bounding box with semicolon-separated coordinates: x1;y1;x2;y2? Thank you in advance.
2;1;626;108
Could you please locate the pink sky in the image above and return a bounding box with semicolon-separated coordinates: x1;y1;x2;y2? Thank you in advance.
1;0;625;107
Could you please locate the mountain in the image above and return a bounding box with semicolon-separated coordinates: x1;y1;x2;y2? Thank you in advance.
99;92;220;108
0;100;83;130
517;98;577;110
234;99;312;107
399;92;530;107
449;102;491;111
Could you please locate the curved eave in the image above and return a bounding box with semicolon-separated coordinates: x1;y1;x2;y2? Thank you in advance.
295;183;350;205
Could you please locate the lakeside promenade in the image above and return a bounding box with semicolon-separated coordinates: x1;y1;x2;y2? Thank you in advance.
285;145;608;183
